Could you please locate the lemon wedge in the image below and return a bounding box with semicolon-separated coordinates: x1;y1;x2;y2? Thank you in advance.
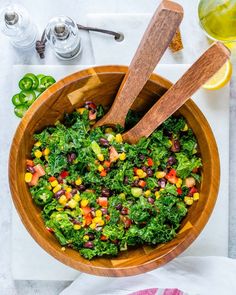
203;60;232;90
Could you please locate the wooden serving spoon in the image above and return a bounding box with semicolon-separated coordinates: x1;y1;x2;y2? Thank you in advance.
94;0;184;128
122;42;231;144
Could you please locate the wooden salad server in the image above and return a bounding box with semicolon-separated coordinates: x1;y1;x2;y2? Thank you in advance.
94;0;184;128
122;42;231;144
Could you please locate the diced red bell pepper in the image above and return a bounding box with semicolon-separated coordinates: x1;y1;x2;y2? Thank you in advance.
46;227;54;233
29;173;39;186
65;192;72;200
192;167;199;173
100;235;108;241
34;164;46;177
98;197;108;207
177;187;182;195
165;169;177;184
133;167;138;175
48;176;56;182
83;207;91;215
138;180;147;188
103;161;111;168
85;213;92;225
100;170;107;177
60;170;69;179
147;158;154;167
26;159;34;167
105;215;110;221
189;186;198;196
167;169;177;177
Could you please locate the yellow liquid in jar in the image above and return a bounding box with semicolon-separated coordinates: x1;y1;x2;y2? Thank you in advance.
198;0;236;43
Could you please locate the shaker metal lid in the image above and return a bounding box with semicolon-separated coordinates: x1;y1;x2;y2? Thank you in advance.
54;23;69;40
5;11;19;25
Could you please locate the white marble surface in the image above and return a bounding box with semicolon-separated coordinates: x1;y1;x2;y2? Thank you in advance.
0;0;236;294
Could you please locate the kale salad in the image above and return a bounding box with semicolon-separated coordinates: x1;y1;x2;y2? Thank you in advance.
25;102;202;260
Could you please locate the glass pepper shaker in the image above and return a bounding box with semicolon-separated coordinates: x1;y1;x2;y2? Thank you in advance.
45;16;82;60
0;4;38;49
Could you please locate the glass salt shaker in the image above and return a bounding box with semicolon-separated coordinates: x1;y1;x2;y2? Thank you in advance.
0;4;38;49
45;16;82;60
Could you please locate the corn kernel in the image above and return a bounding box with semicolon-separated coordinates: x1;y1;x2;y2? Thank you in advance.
119;152;126;161
176;178;183;188
193;192;200;201
45;155;49;162
83;235;89;241
73;194;81;202
61;247;66;251
53;185;62;194
182;123;189;131
66;187;72;193
155;171;166;179
136;169;147;178
98;220;105;226
115;134;123;143
155;191;160;199
184;196;194;205
97;153;104;161
24;172;33;183
98;165;104;172
43;147;50;156
90;223;96;229
119;193;126;199
77;107;86;114
81;199;89;207
34;141;42;147
93;216;102;223
74;224;81;230
34;150;42;158
107;134;115;142
95;210;102;217
51;180;58;187
75;177;82;186
68;199;77;209
58;195;67;205
105;127;113;134
144;190;151;197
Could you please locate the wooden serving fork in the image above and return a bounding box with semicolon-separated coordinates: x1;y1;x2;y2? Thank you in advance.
94;0;184;128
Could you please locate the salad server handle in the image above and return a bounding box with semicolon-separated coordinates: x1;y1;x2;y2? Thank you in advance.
122;42;230;144
94;0;183;128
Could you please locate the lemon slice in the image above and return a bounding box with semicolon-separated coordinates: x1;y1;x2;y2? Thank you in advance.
203;60;232;90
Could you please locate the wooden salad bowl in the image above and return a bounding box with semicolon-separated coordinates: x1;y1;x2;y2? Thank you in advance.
9;65;220;276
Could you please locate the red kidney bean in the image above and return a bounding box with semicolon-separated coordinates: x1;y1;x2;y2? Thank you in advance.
147;168;153;177
139;154;145;161
167;156;176;166
121;207;128;215
101;208;108;215
85;101;97;110
171;139;180;152
72;219;81;225
115;203;122;210
57;176;63;184
77;184;86;192
141;166;148;172
131;179;139;187
158;178;167;188
101;188;110;198
123;176;129;184
148;197;154;204
71;188;78;195
54;189;66;199
88;233;95;240
84;241;94;248
26;165;35;174
99;138;109;147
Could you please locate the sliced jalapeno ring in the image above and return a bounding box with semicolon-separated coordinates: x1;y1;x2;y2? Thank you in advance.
14;104;28;118
39;76;56;91
12;93;21;106
24;73;39;90
19;77;33;91
19;90;36;106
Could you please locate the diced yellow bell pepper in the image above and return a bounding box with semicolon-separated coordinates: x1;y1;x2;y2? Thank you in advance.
53;185;62;194
68;199;77;209
74;224;81;230
115;134;123;143
43;147;50;156
73;194;81;202
97;153;104;161
34;150;42;158
95;210;102;217
34;141;42;147
83;235;89;241
51;180;59;187
77;107;86;114
155;191;160;199
155;171;166;179
193;192;200;201
98;165;104;172
119;152;126;161
24;172;33;183
90;223;96;229
176;178;183;188
81;199;89;207
75;177;82;186
58;195;67;205
182;123;189;131
144;190;151;197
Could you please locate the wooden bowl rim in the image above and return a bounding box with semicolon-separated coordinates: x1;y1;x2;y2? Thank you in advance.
9;65;220;276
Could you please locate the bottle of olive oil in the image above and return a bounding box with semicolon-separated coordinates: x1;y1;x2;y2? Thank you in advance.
198;0;236;44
